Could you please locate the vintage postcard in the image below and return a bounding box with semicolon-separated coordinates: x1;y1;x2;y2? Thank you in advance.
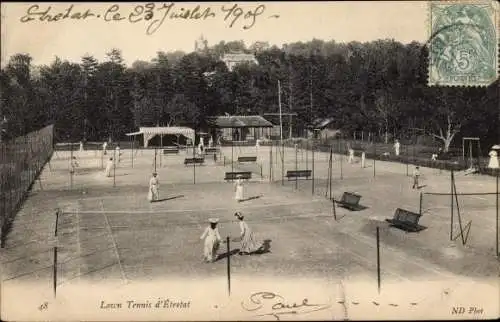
1;1;499;321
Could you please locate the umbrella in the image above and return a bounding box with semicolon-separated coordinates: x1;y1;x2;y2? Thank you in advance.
491;145;500;150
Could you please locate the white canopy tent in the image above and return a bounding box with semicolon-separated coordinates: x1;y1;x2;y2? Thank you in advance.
126;127;195;147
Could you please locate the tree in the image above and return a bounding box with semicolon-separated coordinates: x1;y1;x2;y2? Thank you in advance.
165;94;200;127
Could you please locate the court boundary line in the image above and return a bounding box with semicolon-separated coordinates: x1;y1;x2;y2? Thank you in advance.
61;199;326;215
100;200;128;284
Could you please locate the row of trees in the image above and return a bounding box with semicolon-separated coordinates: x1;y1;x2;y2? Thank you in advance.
0;39;498;151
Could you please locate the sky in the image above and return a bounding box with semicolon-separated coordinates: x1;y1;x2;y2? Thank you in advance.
1;1;428;67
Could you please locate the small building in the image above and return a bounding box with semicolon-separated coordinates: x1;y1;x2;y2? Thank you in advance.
309;118;341;140
206;115;273;142
221;52;258;71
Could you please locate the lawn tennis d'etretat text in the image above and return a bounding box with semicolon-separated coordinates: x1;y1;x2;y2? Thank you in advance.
100;299;191;309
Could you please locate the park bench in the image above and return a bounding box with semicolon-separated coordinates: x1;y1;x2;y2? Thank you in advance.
204;147;219;154
333;192;363;211
224;171;252;181
184;157;205;166
238;156;257;163
285;170;312;180
163;147;179;154
385;208;426;232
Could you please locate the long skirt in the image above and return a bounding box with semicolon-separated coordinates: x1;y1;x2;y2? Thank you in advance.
235;185;244;201
148;186;159;201
105;165;112;177
488;156;499;169
203;236;220;262
240;231;258;253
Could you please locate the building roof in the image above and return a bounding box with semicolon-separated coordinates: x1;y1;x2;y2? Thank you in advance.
221;52;257;61
207;115;273;128
310;118;336;129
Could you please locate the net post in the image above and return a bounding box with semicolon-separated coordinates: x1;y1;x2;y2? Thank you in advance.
332;199;337;221
312;143;315;195
226;236;231;296
281;142;284;186
55;208;59;236
113;148;116;188
193;142;196;185
70;142;74;190
306;139;309;170
160;134;163;168
340;140;343;180
373;143;376;178
376;226;381;294
496;173;499;257
329;147;333;201
419;192;423;216
154;147;157;173
450;169;454;241
295;144;298;190
53;246;57;297
269;145;272;182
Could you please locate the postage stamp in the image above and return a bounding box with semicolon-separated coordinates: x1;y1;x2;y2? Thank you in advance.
2;1;500;321
428;1;499;86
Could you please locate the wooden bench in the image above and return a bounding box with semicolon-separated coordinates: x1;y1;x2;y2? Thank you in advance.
224;171;252;181
385;208;426;232
184;157;205;165
285;170;312;180
333;192;363;211
163;147;179;154
238;156;257;163
204;147;219;154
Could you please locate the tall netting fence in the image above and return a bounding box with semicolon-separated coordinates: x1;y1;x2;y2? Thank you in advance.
0;124;54;247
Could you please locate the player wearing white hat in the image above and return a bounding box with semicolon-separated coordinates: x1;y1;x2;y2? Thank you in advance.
200;218;222;263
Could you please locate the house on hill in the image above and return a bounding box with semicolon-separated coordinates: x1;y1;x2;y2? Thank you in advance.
221;52;258;71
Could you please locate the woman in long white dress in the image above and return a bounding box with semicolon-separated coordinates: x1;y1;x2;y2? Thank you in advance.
394;140;400;156
105;157;113;177
488;150;499;169
147;172;159;202
234;176;244;202
200;218;222;262
234;212;259;255
348;148;355;164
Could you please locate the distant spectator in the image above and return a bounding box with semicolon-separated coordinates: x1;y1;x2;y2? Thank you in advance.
412;166;420;189
115;145;121;162
488;149;499;169
348;147;355;164
394;140;401;156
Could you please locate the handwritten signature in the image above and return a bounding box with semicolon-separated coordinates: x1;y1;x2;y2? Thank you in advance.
19;3;280;35
241;292;331;321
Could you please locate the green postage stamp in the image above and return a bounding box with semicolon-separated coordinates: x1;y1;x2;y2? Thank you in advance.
429;1;499;86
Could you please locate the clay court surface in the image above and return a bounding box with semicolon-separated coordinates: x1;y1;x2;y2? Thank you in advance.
1;146;499;294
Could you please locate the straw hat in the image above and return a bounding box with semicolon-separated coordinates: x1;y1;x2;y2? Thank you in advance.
208;218;219;224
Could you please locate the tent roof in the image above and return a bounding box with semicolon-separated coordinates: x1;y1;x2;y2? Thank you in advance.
126;127;195;140
207;115;273;128
125;131;142;136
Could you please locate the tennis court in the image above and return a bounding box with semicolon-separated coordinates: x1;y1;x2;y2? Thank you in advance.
1;145;498;303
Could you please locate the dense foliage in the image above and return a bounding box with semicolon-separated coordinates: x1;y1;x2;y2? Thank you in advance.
0;39;497;151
